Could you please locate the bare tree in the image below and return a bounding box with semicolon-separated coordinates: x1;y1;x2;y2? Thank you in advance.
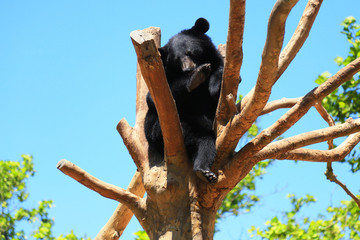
57;0;360;239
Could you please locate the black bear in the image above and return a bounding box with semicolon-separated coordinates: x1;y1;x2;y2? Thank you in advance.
144;18;224;183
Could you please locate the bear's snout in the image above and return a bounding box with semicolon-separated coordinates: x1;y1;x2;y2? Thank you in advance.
181;56;196;72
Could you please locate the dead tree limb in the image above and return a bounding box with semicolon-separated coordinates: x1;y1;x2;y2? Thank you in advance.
130;30;187;166
237;97;301;115
252;118;360;161
277;0;323;78
261;97;301;115
215;0;245;129
117;119;148;172
56;159;145;219
272;132;360;162
95;171;145;240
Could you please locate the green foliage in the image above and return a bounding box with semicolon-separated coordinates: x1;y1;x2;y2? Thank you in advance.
217;160;273;219
315;16;360;172
0;155;89;240
249;194;360;239
316;16;360;123
134;230;150;240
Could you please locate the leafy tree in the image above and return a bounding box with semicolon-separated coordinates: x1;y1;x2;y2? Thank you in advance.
0;155;89;240
250;194;360;239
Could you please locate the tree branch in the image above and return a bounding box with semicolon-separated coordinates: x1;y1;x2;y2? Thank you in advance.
259;97;301;115
95;171;145;240
314;101;335;149
325;161;360;208
215;0;299;162
134;26;161;134
117;119;148;172
253;118;360;161
277;0;323;78
314;100;360;208
56;159;145;218
270;133;360;162
134;27;161;129
215;0;245;129
130;30;187;166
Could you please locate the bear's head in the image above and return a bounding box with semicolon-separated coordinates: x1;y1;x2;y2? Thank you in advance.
158;18;219;79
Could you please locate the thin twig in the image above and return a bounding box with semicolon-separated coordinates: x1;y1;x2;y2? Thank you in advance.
314;101;335;149
325;163;360;208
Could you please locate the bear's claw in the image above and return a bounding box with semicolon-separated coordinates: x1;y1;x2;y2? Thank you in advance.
196;170;218;184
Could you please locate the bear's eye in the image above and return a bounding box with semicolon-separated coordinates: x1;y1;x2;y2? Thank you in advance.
185;50;192;56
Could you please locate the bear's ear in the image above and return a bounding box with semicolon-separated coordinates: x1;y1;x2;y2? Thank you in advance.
158;47;168;62
192;18;209;34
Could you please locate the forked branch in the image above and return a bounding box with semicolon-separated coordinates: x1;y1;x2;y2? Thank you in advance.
216;0;299;161
117;119;148;172
325;161;360;208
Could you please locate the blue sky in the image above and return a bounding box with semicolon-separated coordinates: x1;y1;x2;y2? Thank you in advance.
1;1;359;239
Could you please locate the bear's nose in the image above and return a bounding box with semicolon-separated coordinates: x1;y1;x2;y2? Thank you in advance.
181;56;196;72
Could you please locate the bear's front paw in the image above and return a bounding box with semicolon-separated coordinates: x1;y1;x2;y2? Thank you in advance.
187;63;211;92
195;169;218;184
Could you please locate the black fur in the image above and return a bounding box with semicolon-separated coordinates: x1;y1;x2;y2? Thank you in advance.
144;18;223;183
